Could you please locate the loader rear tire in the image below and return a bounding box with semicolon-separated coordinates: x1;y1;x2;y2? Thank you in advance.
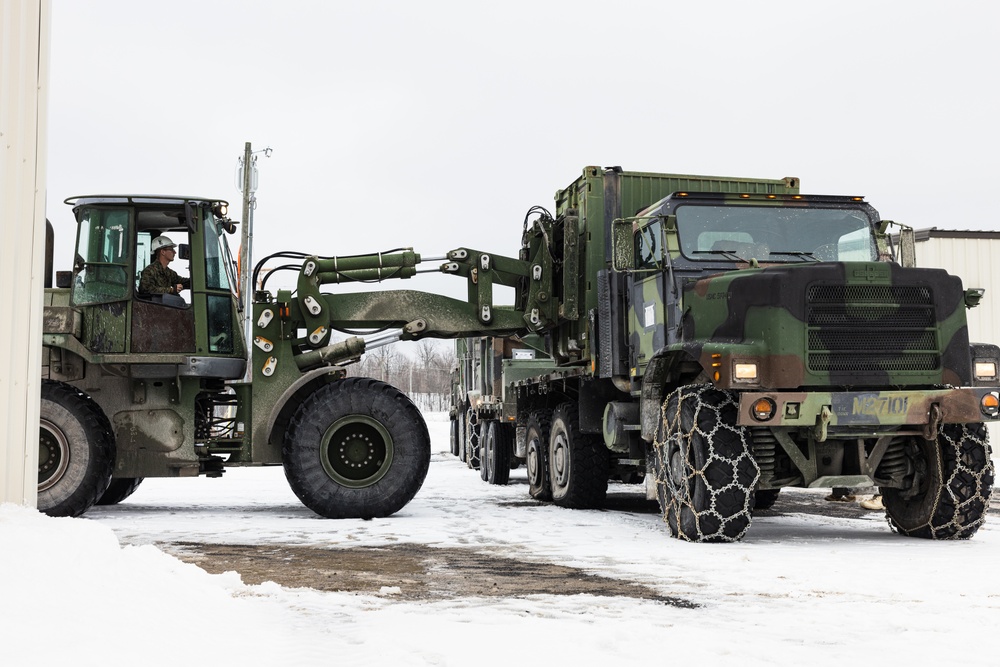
97;477;144;505
38;380;115;518
883;423;994;540
283;378;430;519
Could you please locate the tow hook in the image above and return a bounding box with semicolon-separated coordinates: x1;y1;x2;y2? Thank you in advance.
814;405;832;442
922;403;942;440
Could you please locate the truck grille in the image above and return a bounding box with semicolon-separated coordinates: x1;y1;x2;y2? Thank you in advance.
806;284;939;374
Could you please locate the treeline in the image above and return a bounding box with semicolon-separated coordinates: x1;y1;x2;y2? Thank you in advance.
344;339;454;412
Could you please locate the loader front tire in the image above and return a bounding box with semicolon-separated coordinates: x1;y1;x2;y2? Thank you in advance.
38;380;115;518
284;378;430;519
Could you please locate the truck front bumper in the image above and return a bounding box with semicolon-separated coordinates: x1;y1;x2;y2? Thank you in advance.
736;387;1000;430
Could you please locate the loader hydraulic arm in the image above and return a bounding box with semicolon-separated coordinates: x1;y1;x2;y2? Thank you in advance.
286;244;555;368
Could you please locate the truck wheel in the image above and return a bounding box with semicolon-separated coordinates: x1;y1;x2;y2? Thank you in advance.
283;378;430;519
97;477;144;505
752;489;781;511
526;410;552;501
548;402;608;509
466;409;482;470
449;418;460;457
653;384;759;542
479;419;492;482
38;380;115;518
883;423;994;540
485;421;512;485
457;407;468;463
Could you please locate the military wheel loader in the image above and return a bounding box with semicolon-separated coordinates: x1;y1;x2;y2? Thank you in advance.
450;166;1000;542
39;194;522;518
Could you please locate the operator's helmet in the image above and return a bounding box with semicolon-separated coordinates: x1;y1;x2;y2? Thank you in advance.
151;236;177;254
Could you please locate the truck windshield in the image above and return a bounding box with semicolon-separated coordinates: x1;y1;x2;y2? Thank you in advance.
675;204;877;263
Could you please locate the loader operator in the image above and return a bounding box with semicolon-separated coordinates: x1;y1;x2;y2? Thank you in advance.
139;235;190;298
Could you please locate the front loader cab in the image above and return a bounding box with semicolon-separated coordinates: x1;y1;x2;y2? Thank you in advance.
64;195;246;367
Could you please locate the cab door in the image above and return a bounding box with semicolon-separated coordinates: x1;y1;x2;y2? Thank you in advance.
628;218;669;377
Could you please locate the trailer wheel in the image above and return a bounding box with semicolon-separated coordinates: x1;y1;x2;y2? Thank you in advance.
283;378;430;519
484;420;512;485
883;423;994;540
548;402;608;509
457;407;468;463
526;410;552;501
653;384;759;542
449;418;460;457
38;380;115;518
752;489;780;511
465;409;482;470
97;477;144;505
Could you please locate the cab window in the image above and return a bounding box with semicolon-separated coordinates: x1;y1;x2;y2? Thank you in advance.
71;207;131;305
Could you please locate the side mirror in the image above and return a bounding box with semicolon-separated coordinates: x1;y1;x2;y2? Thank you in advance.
178;243;191;261
965;288;985;309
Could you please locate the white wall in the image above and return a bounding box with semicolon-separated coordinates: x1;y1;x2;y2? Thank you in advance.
915;235;1000;344
915;233;1000;445
0;0;50;506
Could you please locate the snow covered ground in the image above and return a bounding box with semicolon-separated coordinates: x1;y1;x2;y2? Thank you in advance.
3;412;999;666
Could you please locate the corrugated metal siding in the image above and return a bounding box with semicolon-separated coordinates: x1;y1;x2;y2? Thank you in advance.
915;235;1000;445
0;0;50;507
915;236;1000;344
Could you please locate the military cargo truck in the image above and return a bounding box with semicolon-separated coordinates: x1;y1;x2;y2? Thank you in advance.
451;166;999;541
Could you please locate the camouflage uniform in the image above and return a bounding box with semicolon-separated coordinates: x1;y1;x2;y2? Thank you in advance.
139;260;190;295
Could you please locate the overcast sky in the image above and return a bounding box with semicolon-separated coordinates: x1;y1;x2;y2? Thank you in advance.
45;0;1000;296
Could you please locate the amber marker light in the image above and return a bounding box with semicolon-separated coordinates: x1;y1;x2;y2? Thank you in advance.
981;392;1000;417
752;397;776;421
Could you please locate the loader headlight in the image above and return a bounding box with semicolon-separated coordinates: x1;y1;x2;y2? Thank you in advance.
974;361;997;381
213;202;229;218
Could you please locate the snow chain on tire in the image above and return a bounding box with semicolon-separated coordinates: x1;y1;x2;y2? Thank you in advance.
653;384;760;542
883;422;994;540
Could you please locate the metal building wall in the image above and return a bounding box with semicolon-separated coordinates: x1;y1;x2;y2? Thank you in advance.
0;0;50;506
914;232;1000;445
914;234;1000;344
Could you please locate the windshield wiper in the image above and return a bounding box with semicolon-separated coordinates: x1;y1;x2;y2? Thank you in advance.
692;249;746;261
767;251;821;263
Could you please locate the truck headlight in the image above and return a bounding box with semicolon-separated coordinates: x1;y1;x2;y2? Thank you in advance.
734;362;758;381
975;361;997;381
